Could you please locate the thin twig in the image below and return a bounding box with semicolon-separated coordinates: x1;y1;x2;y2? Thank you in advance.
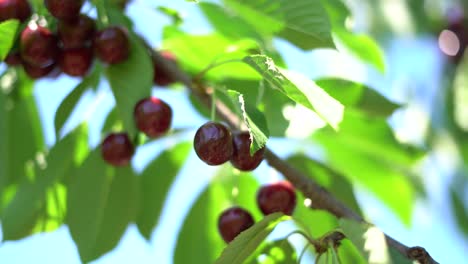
151;51;440;264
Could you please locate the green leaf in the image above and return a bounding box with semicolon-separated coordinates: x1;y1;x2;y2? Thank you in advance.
90;166;138;260
227;90;269;154
54;65;101;137
106;34;152;139
450;187;468;237
67;149;138;262
453;53;468;131
0;19;20;60
215;213;289;264
157;6;184;26
288;154;362;215
244;55;344;130
162;33;260;80
224;0;334;49
315;78;400;117
1;125;88;241
136;142;192;240
199;3;262;41
246;239;297;263
339;219;394;264
335;30;386;73
174;167;261;264
313;110;423;224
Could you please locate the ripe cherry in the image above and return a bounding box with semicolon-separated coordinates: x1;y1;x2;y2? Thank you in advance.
59;47;93;77
4;51;22;66
194;122;233;165
20;24;58;67
230;132;264;171
153;50;177;86
57;14;96;49
44;0;84;21
134;97;172;138
101;133;135;166
23;62;58;80
94;26;130;64
218;207;254;243
257;182;296;216
0;0;31;22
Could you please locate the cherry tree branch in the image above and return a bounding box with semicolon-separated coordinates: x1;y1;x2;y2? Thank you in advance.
151;51;439;264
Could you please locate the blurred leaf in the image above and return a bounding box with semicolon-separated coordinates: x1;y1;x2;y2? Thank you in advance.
450;187;468;237
136;142;191;240
338;239;367;264
260;85;292;136
106;33;152;139
174;167;261;264
288;154;362;215
54;65;101;137
157;6;183;26
244;55;344;130
162;33;260;80
313;110;423;224
224;0;334;50
0;19;20;61
90;166;138;260
1;125;88;241
67;149;137;262
339;219;393;264
316;78;400;117
215;213;288;264
453;53;468;131
227;90;269;154
334;30;386;73
246;239;297;264
199;3;262;41
320;0;350;26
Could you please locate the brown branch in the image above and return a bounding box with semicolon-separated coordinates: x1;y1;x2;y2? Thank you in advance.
151;51;439;264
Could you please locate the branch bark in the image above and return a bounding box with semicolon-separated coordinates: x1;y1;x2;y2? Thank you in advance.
151;51;439;264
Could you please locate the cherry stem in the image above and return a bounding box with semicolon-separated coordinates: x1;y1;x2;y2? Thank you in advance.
297;243;310;264
211;88;217;121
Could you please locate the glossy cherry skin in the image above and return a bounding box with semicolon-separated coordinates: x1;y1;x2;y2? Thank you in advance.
57;14;96;49
194;122;233;166
94;26;130;64
23;62;59;79
153;50;177;86
20;24;58;67
101;133;135;166
218;207;254;243
59;47;93;77
257;182;296;216
0;0;31;22
4;51;22;66
134;97;172;138
230;132;264;171
44;0;84;21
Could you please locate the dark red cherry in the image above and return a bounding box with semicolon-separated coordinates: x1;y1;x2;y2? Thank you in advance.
101;133;135;166
153;50;177;86
218;207;254;243
4;51;22;66
0;0;31;22
23;62;58;79
257;182;296;216
194;122;233;166
20;24;58;67
59;47;93;77
94;26;130;64
57;14;96;49
134;97;172;138
230;132;264;171
44;0;84;21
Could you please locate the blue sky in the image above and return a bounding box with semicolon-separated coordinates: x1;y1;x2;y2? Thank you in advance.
0;0;466;263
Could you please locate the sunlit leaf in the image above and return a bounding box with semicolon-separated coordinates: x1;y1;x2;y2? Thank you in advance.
244;55;344;130
0;19;20;61
136;142;192;240
215;213;289;264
